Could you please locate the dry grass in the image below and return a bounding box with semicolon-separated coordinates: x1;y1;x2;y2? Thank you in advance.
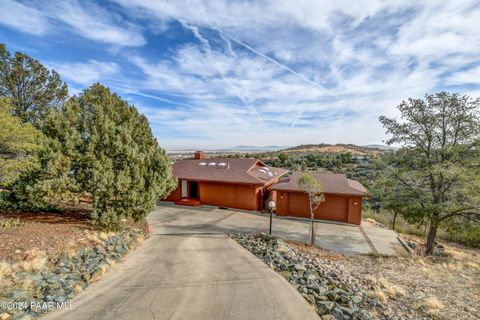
370;286;387;302
0;217;25;229
18;256;47;272
73;283;83;293
415;296;445;315
85;231;101;243
0;261;11;279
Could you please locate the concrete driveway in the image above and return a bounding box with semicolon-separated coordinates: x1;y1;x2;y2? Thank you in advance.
151;203;406;255
44;216;319;320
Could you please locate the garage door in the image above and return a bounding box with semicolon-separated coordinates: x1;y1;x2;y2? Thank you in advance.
315;195;348;222
286;193;310;218
286;193;348;222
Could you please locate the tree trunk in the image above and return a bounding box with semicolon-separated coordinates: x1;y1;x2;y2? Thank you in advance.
425;217;439;254
392;211;398;231
310;220;316;245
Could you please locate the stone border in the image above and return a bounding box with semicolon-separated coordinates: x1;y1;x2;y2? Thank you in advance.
0;228;145;320
232;233;375;320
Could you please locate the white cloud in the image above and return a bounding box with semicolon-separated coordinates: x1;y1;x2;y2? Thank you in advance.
45;0;145;47
55;60;120;85
103;1;480;148
0;0;48;35
448;66;480;85
0;0;145;47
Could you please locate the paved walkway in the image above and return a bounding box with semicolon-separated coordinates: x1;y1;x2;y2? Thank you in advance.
151;203;406;255
44;221;319;319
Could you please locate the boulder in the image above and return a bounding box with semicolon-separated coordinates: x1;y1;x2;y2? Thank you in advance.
316;301;335;315
294;264;306;272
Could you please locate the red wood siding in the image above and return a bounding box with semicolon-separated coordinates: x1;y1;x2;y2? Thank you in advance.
199;182;260;210
164;183;181;201
273;191;362;225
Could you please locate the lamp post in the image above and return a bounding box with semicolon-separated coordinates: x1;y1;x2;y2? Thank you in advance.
268;200;276;235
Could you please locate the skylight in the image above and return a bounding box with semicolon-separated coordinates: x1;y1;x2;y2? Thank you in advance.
197;162;207;166
208;162;216;166
218;162;227;166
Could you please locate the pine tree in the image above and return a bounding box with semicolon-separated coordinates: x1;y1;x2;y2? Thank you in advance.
0;43;68;125
0;98;43;188
379;92;480;254
39;84;176;230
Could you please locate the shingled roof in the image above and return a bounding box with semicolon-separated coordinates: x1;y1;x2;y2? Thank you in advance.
171;158;289;185
269;172;368;196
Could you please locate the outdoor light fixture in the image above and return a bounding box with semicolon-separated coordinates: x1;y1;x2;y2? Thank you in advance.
268;201;276;210
268;201;275;235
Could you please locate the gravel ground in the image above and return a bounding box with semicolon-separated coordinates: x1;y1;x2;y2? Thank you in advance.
0;211;94;261
287;239;480;320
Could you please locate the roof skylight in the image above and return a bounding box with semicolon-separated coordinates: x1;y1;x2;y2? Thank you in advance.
208;162;217;166
197;162;207;166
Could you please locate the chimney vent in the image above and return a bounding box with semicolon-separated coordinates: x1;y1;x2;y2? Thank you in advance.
194;151;204;160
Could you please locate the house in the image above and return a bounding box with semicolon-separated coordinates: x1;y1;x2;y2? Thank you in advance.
164;151;289;210
268;172;368;225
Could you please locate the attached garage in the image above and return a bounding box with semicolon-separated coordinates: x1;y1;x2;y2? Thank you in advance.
270;172;367;225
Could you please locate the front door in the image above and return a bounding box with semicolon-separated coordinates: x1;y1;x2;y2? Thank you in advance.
189;181;199;199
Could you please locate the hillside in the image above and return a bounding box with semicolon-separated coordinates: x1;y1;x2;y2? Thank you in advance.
282;143;385;156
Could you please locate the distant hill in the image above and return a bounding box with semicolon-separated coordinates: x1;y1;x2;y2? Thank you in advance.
362;144;397;150
282;143;385;155
219;145;288;152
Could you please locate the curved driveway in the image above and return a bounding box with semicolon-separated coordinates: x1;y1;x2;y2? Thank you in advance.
44;207;319;320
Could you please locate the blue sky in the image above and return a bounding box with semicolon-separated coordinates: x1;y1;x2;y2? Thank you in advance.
1;0;479;150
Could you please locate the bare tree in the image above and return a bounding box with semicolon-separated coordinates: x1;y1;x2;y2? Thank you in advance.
298;173;325;245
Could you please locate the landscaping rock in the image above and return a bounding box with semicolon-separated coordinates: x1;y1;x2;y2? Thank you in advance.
294;264;306;272
330;307;347;320
317;301;335;315
231;233;375;320
3;228;145;320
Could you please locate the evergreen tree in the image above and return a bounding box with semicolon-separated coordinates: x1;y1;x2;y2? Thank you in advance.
17;84;176;229
379;92;480;254
0;98;43;188
0;43;68;125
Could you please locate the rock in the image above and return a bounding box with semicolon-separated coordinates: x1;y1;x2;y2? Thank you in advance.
331;307;347;320
327;291;338;301
54;295;67;303
304;272;317;281
10;290;30;301
294;264;306;272
332;287;348;296
316;301;335;315
350;296;362;305
302;293;315;304
352;310;373;320
298;286;308;294
338;306;355;317
321;316;336;320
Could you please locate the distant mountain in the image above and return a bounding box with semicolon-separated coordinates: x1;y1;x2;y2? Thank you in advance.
220;145;288;152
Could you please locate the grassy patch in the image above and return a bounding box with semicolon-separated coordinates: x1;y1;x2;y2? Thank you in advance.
0;217;25;229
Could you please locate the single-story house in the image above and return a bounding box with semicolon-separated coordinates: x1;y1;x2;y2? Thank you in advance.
164;151;289;211
268;172;368;225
